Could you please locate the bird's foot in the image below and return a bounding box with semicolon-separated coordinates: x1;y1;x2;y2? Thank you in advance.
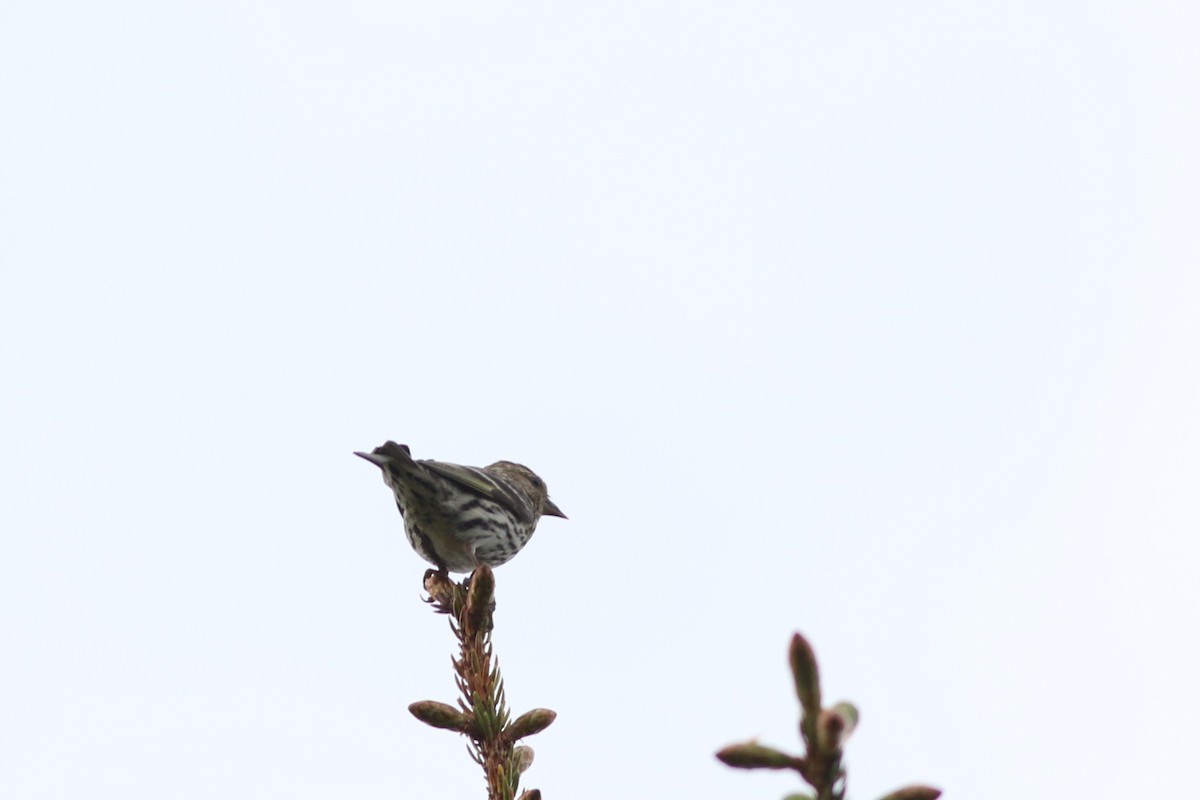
422;568;459;613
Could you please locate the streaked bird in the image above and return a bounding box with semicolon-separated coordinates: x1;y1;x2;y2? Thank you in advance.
354;441;566;573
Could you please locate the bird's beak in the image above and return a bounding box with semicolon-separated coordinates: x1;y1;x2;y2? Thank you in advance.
542;499;567;519
354;450;389;469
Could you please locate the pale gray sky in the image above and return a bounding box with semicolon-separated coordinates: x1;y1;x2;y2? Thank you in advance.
2;3;1198;799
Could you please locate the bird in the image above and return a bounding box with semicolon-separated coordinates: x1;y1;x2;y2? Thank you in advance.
354;441;566;573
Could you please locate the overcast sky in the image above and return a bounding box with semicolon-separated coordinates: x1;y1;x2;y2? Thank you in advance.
2;3;1198;799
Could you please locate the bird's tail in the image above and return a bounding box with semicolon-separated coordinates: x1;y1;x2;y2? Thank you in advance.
376;441;412;461
354;441;414;469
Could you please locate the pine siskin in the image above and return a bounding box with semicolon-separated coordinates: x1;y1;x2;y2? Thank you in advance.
354;441;566;573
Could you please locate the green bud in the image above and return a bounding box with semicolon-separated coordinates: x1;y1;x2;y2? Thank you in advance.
408;701;475;734
716;742;801;770
830;702;859;742
512;745;535;774
876;786;943;800
506;708;557;740
816;710;845;753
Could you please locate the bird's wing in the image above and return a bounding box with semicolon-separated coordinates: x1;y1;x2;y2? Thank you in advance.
420;460;537;524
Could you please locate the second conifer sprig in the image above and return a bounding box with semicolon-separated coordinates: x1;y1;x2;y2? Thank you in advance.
716;632;940;800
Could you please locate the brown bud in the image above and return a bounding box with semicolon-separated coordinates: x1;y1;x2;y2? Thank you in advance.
876;786;943;800
506;708;557;740
715;742;802;770
465;565;496;633
789;633;822;720
408;701;475;734
516;790;542;800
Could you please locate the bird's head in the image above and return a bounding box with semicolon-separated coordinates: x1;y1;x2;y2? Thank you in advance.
486;461;567;520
